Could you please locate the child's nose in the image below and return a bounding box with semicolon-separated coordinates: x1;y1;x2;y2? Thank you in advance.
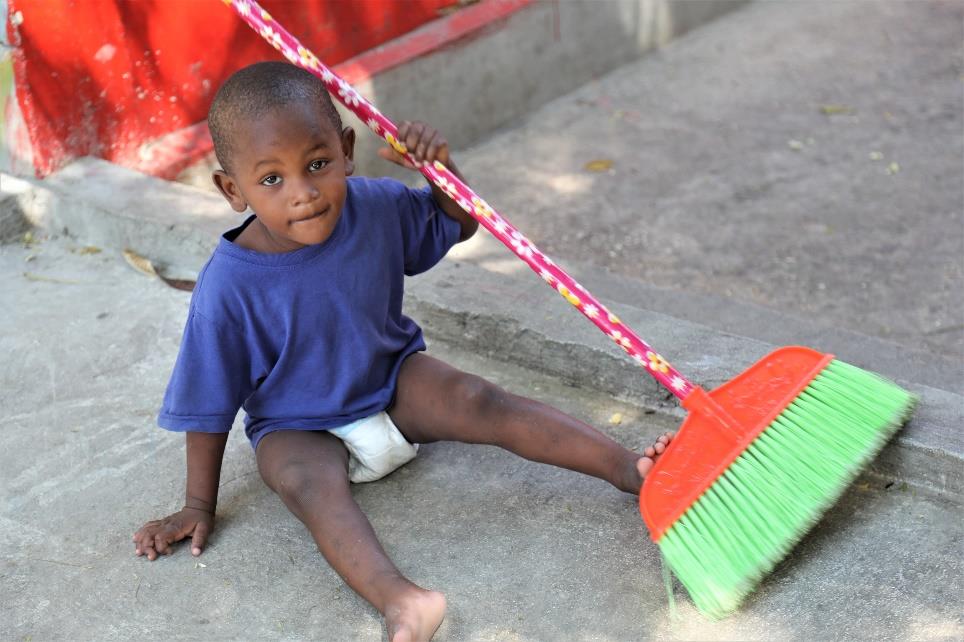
291;177;321;206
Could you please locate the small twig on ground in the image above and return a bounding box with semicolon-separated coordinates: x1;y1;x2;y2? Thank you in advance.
219;470;258;488
23;272;84;285
25;557;94;570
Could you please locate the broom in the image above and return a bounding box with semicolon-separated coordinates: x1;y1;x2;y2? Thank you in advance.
221;0;918;618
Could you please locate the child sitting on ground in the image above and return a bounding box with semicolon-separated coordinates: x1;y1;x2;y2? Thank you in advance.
133;61;672;642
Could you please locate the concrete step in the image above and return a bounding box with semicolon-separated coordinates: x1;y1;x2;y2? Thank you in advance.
3;156;961;501
448;232;964;395
408;258;964;500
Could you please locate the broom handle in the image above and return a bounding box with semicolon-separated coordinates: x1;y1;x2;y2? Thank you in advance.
222;0;695;401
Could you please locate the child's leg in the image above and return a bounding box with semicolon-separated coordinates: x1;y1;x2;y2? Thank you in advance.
256;430;445;642
389;354;672;494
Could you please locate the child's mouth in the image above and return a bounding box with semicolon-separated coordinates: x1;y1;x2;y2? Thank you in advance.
293;207;328;223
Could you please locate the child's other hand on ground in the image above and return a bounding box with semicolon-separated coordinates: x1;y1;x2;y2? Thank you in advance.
378;121;450;170
132;507;214;561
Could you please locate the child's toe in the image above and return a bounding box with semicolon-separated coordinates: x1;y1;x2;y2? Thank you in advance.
636;456;655;479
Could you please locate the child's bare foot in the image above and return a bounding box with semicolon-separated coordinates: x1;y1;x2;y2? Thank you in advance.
385;586;447;642
636;432;674;480
614;432;674;493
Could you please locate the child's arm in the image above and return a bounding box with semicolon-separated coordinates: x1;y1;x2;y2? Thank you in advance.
378;121;479;242
133;431;229;560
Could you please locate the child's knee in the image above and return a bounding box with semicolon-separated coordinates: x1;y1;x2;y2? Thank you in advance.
450;372;511;420
266;459;347;506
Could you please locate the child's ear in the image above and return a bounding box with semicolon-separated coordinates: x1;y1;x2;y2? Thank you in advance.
341;126;356;176
212;170;248;213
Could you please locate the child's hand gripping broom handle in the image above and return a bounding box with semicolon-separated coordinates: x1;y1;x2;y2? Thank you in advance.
224;0;694;401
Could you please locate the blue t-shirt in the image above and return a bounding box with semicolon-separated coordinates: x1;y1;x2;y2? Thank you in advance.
157;176;461;450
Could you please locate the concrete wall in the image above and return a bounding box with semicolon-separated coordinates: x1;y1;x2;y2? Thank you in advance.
178;0;747;189
0;0;23;175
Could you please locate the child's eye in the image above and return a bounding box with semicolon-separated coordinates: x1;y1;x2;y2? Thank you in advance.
260;175;282;186
308;160;328;172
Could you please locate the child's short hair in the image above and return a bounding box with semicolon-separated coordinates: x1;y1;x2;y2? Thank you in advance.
208;61;343;173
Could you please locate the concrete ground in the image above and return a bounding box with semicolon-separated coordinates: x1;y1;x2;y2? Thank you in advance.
2;237;962;641
450;0;964;359
3;1;963;640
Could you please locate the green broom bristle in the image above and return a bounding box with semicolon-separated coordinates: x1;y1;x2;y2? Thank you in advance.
659;359;918;618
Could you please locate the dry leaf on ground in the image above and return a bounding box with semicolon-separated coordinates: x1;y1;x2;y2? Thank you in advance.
584;159;614;172
123;248;196;291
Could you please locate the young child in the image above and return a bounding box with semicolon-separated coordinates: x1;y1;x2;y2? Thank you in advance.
133;61;672;642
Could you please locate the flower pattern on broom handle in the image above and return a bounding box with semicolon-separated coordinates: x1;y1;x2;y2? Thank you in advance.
223;0;694;400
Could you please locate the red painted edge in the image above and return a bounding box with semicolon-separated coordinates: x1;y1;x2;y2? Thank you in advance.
337;0;533;85
132;0;533;179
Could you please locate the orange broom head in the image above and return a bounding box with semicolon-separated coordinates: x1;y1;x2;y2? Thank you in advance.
640;346;833;541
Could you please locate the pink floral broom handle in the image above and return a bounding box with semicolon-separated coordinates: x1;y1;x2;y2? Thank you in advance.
222;0;694;400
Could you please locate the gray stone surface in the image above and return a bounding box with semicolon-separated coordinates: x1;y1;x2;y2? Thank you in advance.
3;2;963;637
3;162;227;279
2;237;962;641
450;0;964;359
